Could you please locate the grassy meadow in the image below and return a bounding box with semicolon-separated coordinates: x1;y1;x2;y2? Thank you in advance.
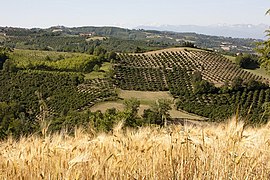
1;117;270;179
84;62;112;80
9;49;97;72
90;90;205;120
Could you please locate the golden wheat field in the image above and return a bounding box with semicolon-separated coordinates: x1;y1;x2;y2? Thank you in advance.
1;118;270;179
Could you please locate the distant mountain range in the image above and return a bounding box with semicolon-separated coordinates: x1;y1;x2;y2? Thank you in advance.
136;24;269;39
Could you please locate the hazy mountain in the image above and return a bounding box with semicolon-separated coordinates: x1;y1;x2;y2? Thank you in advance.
136;24;269;39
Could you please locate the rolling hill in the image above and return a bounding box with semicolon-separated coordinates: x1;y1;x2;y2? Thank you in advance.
0;26;269;139
113;48;270;122
0;26;260;53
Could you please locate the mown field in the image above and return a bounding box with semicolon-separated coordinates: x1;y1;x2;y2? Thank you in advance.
1;118;269;179
90;90;205;120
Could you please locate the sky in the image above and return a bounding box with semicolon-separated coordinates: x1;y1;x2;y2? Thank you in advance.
0;0;269;28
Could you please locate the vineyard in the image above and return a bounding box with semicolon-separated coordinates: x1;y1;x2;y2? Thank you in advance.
114;49;270;122
115;50;268;89
176;88;270;121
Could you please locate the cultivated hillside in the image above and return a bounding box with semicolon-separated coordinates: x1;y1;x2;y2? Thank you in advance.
113;48;270;122
1;46;270;139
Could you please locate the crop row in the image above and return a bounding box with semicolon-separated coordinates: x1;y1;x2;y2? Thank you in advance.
177;88;270;122
114;66;168;91
117;50;269;85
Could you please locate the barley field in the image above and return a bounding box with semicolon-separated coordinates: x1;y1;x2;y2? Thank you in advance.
1;118;270;179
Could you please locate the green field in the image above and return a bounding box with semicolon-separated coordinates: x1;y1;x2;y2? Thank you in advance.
90;90;206;120
244;68;270;79
223;55;236;62
224;54;270;79
84;62;112;79
9;49;98;72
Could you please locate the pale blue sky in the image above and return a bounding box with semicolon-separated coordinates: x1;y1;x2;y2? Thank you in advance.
1;0;269;28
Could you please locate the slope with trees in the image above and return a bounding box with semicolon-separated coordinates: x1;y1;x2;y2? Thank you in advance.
114;48;270;123
256;11;270;73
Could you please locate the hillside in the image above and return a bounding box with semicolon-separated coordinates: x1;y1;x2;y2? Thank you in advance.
113;47;270;122
1;1;270;179
1;118;270;179
0;26;259;53
0;26;269;178
1;46;270;139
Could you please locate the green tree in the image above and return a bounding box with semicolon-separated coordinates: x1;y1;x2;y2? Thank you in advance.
246;79;268;90
193;80;217;94
220;80;230;93
2;59;17;72
256;10;270;72
232;77;243;91
94;47;106;56
124;98;140;116
106;51;117;60
142;109;162;125
192;71;202;83
156;99;172;127
93;64;100;72
235;54;259;69
123;98;140;127
135;47;143;53
0;50;8;69
183;41;196;48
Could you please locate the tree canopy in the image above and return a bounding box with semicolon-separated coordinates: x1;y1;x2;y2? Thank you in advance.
256;10;270;72
0;48;9;69
235;54;259;69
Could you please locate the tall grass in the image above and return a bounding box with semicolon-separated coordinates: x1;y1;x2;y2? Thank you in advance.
0;118;270;179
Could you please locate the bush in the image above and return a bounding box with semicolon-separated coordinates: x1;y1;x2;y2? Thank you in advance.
0;51;9;69
193;80;217;94
235;54;259;69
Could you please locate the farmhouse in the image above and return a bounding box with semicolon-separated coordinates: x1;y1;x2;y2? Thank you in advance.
79;33;95;37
